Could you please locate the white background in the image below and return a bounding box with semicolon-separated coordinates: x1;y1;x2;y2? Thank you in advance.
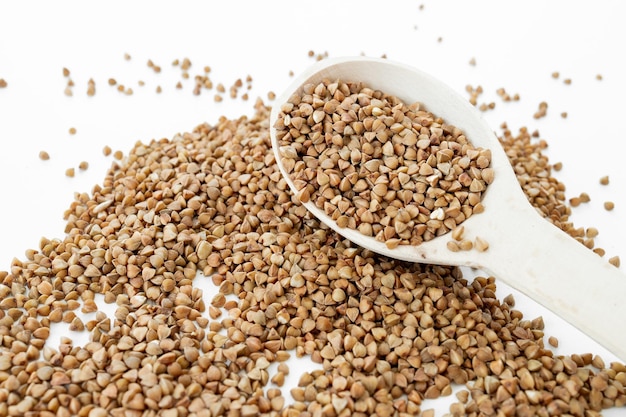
1;1;625;415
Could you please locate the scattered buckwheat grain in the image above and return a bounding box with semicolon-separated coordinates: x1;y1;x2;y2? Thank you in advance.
609;256;621;267
549;335;559;348
87;78;96;96
474;236;489;252
533;101;548;119
586;227;599;238
579;192;591;203
147;59;161;73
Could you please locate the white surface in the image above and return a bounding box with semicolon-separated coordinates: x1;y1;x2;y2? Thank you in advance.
1;1;625;415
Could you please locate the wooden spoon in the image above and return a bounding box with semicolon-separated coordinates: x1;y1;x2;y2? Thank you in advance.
270;56;626;362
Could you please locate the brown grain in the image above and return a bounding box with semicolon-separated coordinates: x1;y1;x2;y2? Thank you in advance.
274;79;492;247
87;78;96;96
609;256;621;267
0;73;622;417
549;335;559;348
533;101;548;119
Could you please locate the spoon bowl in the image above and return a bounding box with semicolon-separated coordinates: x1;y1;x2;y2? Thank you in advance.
270;56;626;362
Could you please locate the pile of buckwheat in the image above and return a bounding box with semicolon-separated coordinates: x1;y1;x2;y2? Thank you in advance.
274;80;493;249
0;93;624;417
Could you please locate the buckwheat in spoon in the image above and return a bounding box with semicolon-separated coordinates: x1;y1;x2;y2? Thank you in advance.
270;56;626;362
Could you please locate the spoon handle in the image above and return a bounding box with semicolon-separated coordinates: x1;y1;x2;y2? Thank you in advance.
484;206;626;362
